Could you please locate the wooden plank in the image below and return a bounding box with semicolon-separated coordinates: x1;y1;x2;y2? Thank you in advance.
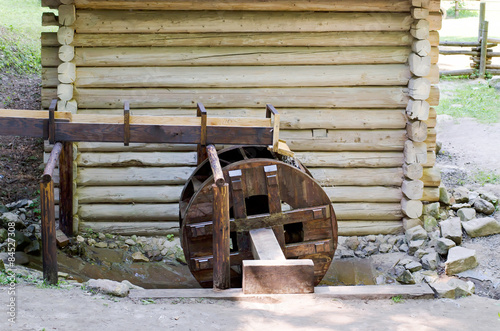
77;152;197;167
74;48;412;67
74;11;415;33
332;203;403;221
40;178;58;285
310;168;403;186
42;68;59;88
129;284;434;300
59;141;73;236
72;31;416;47
41;32;59;47
249;228;286;261
243;260;314;294
80;221;180;235
295;152;403;168
73;87;412;109
212;183;230;290
337;220;403;236
75;65;412;87
79;204;179;221
75;0;439;12
324;186;402;203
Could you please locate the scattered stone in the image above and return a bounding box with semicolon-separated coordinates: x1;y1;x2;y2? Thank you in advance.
473;198;495;215
86;279;130;297
478;190;498;204
414;249;427;259
423;215;438;231
402;218;423;231
98;233;106;240
447;278;475;298
1;212;25;229
131;235;138;242
488;76;500;90
445;247;478;275
378;243;391;254
364;243;378;256
421;270;439;283
457;208;476;222
95;242;108;249
436;238;456;256
397;270;415;284
76;235;85;243
24;240;40;255
88;238;97;246
0;228;8;243
453;187;469;203
451;203;471;211
439;186;452;205
0;259;4;272
398;243;409;253
122;280;144;290
108;242;118;249
423;203;440;219
344;236;360;250
440;217;462;245
132;251;149;262
421;251;439;270
125;239;136;246
366;235;376;242
429;282;455;299
405;225;427;242
14;252;30;265
462;217;500;238
408;240;425;255
14;231;31;251
405;261;422;272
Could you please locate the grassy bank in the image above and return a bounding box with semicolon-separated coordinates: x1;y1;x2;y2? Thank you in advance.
0;0;57;75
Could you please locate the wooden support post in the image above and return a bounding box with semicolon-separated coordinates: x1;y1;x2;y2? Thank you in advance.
123;101;130;146
479;21;489;79
197;103;207;165
40;142;63;285
212;183;230;290
243;228;314;294
48;99;57;144
59;141;73;236
266;104;280;152
207;144;224;187
478;2;486;41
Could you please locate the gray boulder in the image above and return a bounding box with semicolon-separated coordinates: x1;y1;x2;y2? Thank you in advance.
445;247;478;275
421;251;439;270
405;261;423;272
423;215;438;231
405;225;427;242
462;217;500;237
0;228;7;243
453;187;469;203
440;217;462;245
85;279;130;297
429;282;455;299
451;203;471;211
473;198;495;215
435;238;456;256
478;190;498;204
0;212;25;230
489;76;500;90
439;186;452;205
423;203;440;219
457;208;476;222
344;236;360;250
408;240;425;255
397;270;415;284
447;278;475;298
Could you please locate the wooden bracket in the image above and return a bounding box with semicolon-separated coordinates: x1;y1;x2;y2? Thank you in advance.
266;104;280;153
197;103;208;165
123;101;130;146
48;99;57;145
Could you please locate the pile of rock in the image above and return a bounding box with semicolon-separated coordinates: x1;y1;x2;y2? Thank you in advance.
0;199;42;261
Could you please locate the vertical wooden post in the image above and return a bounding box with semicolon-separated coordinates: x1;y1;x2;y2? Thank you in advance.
478;2;486;42
40;142;62;285
479;21;489;79
197;103;208;165
454;0;459;19
59;141;73;236
212;183;230;290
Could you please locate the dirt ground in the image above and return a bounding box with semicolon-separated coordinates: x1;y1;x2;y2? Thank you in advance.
0;283;499;331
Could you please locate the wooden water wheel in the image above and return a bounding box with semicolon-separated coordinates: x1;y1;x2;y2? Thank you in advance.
179;146;337;288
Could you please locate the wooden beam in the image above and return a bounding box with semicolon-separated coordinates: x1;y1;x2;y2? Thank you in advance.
59;142;73;236
249;228;286;261
212;183;230;290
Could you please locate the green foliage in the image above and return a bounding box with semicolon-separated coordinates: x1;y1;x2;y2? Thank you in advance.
472;170;500;186
391;295;403;303
166;234;175;242
436;80;500;123
446;1;479;19
141;298;156;305
0;0;57;75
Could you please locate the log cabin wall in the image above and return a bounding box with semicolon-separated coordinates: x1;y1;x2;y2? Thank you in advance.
40;0;442;236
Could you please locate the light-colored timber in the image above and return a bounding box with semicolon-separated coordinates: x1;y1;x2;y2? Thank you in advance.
80;221;180;235
338;221;403;236
309;168;404;186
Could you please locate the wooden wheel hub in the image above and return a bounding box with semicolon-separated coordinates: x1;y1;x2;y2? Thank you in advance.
179;146;337;288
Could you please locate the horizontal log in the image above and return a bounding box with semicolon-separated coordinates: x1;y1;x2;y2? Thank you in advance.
78;202;402;222
77;186;183;203
75;65;412;88
77;152;197;167
76;142;197;152
74;0;440;12
41;32;59;47
74;11;417;33
80;221;180;236
324;186;402;203
439;49;479;56
74;47;412;67
41;47;61;67
73;87;411;109
295;152;403;168
77;167;195;186
281;129;407;152
310;168;403;186
332;203;402;221
439;69;474;76
42;12;59;26
422;167;441;187
338;221;403;236
42;68;58;87
69;31;418;47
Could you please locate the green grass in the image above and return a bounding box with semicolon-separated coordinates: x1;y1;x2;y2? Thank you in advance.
0;0;57;75
435;79;500;123
472;170;500;186
440;36;479;43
